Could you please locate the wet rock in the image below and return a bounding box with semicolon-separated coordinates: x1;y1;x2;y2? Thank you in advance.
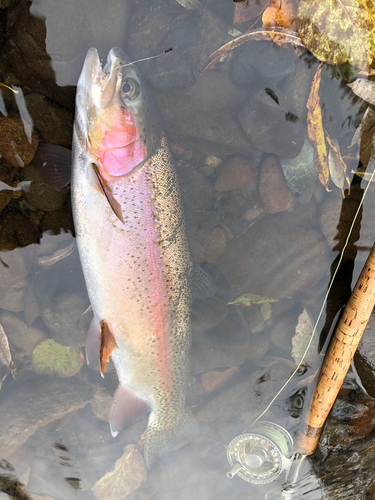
319;184;375;261
203;226;226;263
201;366;240;393
238;87;305;159
279;57;317;124
259;155;297;213
41;205;74;235
0;375;92;460
243;204;264;221
28;0;131;88
232;41;296;86
24;93;73;148
0;112;38;167
279;137;317;197
0;211;38;250
90;386;112;422
244;305;266;334
189;238;205;264
21;163;68;212
195;361;292;422
34;253;91;347
246;330;271;360
0;277;29;312
5;0;75;109
0;244;35;288
270;310;299;351
0;163;19;212
219;203;329;299
191;297;227;332
190;320;249;375
153;70;251;156
214;156;256;192
0;311;48;355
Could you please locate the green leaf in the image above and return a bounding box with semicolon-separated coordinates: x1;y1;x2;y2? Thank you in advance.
32;339;84;378
229;294;278;307
298;0;375;68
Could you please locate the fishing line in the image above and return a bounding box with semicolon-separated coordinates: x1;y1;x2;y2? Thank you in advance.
116;48;173;69
245;166;375;432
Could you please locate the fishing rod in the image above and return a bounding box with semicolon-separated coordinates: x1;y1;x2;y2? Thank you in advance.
226;241;375;491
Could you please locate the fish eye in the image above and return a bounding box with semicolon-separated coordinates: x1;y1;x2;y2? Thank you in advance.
121;78;139;101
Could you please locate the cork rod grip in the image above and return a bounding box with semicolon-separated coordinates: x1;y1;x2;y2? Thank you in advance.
297;243;375;456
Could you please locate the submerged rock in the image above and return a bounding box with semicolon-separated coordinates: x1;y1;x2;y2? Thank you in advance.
279;137;317;197
214;156;256;192
0;375;92;460
238;87;305;159
219;203;329;299
190;320;249;375
258;155;297;213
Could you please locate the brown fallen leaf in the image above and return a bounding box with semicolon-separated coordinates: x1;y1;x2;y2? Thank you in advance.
262;0;297;30
209;27;305;61
307;63;330;190
325;132;351;195
92;444;147;500
347;79;375;105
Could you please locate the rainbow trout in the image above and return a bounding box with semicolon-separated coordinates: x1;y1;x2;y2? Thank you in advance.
72;47;196;467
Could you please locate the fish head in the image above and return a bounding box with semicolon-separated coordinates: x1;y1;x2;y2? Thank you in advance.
76;47;162;180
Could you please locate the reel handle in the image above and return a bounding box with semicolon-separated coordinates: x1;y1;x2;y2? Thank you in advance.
297;242;375;455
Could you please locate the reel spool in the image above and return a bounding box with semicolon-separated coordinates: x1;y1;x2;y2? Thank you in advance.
227;422;294;484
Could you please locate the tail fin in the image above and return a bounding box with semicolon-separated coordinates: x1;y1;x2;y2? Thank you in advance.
144;408;197;469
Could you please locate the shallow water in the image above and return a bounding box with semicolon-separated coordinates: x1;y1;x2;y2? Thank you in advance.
1;1;375;499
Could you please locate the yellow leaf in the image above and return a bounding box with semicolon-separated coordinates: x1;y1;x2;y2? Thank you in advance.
307;63;330;190
325;132;351;195
229;293;278;306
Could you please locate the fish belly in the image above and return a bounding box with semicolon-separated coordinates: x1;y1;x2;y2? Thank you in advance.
72;136;196;467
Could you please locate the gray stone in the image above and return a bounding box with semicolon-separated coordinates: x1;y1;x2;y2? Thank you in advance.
0;244;35;288
29;0;131;86
24;92;73;148
279;137;317;196
232;41;296;86
195;361;292;422
319;184;375;261
153;70;251;156
0;311;48;356
0;375;92;460
219;202;330;299
238;87;305;159
355;311;375;399
22;164;68;212
0;277;29;312
191;297;227;332
190;320;249;375
33;252;91;347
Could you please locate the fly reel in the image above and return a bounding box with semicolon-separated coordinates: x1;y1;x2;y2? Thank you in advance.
227;422;294;484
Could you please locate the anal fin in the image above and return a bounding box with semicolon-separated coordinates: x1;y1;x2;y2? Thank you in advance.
109;383;151;437
100;320;118;377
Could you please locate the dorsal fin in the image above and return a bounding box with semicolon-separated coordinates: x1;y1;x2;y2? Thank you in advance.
99;320;118;377
91;163;124;223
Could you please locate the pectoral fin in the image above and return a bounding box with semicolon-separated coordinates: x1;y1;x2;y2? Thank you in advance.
100;320;118;377
109;383;151;437
90;163;124;223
